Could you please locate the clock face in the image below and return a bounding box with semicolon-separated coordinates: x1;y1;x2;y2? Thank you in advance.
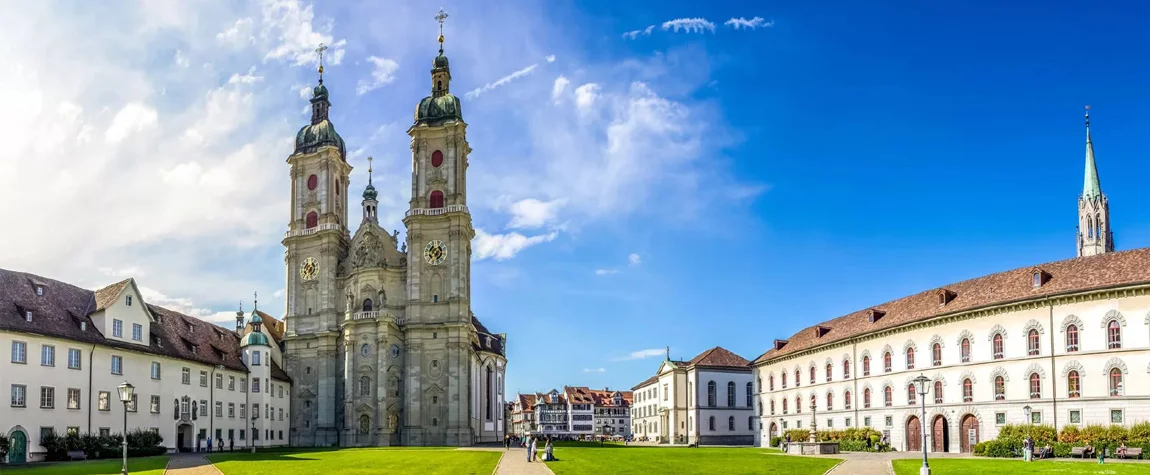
423;240;447;265
390;344;401;359
300;257;319;281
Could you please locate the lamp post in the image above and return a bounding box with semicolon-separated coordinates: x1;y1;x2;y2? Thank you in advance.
913;375;931;475
117;382;135;475
1023;405;1032;461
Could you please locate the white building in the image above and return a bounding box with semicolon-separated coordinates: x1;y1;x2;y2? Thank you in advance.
631;347;755;445
753;112;1150;453
0;272;292;464
511;387;632;439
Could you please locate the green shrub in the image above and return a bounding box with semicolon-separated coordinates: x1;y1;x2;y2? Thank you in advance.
982;439;1021;458
839;440;869;452
972;441;986;456
769;436;782;448
0;434;9;461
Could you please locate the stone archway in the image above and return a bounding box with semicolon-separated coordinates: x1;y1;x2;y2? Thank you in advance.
931;415;949;453
906;415;922;452
960;414;980;453
7;427;28;464
176;423;194;452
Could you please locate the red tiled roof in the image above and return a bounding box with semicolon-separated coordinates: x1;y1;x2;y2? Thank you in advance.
94;279;131;312
564;386;596;404
687;346;751;369
753;247;1150;365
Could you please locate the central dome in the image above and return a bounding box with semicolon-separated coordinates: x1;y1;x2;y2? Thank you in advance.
294;120;347;159
415;94;462;126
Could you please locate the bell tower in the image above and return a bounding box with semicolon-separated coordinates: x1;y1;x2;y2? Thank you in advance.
283;43;352;448
1076;105;1114;257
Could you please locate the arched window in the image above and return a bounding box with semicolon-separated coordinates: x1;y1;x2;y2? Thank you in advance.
905;347;916;369
795;396;802;413
431;150;444;168
862;356;871;376
727;382;736;407
707;381;717;407
1027;329;1040;356
362;299;373;312
780;373;786;389
1066;325;1079;352
359;376;371;396
826;392;834;410
960;338;971;362
1067;371;1081;398
933;381;943;404
992;334;1004;360
708;416;715;431
769;375;775;391
1087;216;1094;238
486;366;494;420
826;363;833;382
745;382;753;407
1109;368;1123;396
907;384;917;405
843;359;851;379
863;388;871;408
795;370;801;387
1029;373;1041;399
809;366;816;384
781;399;787;414
429;190;445;209
844;390;852;409
883;386;892;407
728;416;735;431
305;211;318;229
883;352;892;373
994;376;1005;400
962;378;973;402
770;399;776;415
1107;320;1122;349
932;343;942;366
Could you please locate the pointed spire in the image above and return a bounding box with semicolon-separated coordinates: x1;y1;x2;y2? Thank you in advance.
316;43;328;84
1083;105;1102;200
309;43;332;125
250;291;262;326
435;8;449;56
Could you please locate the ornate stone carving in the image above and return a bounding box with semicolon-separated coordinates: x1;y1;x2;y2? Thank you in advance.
352;232;386;269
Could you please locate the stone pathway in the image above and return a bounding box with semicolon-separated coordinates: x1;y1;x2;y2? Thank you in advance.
825;458;891;475
164;453;223;475
492;447;555;475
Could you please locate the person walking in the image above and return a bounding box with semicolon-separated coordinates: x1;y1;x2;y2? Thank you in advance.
229;437;234;452
525;436;534;462
530;436;539;462
504;434;510;450
207;436;213;454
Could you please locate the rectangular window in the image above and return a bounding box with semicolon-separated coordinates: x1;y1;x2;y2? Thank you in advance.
845;417;852;427
126;295;132;306
254;404;260;419
279;408;284;421
66;427;79;436
253;378;260;393
151;362;161;380
151;395;160;414
68;348;81;369
99;428;110;437
229;403;235;418
41;345;55;366
12;341;27;364
252;351;261;366
182;367;191;385
1069;410;1081;423
884;416;892;427
239;429;245;441
67;388;81;409
216;373;223;389
1111;409;1124;424
240;378;247;393
98;391;111;411
40;427;54;444
200;399;208;417
1030;411;1041;424
216;401;223;417
132;323;142;341
240;404;246;419
864;416;871;427
827;418;833;428
40;386;55;409
111;355;123;375
200;370;208;387
11;384;26;407
113;319;123;337
127;394;137;412
995;412;1006;425
228;429;234;442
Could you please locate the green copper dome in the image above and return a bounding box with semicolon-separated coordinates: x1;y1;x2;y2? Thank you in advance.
313;83;329;100
415;94;463;125
294;80;346;159
241;331;270;347
363;182;378;200
433;53;449;69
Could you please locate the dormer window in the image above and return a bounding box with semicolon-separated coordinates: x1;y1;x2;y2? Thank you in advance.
936;289;956;306
25;310;32;322
773;339;788;351
1031;268;1050;288
813;326;830;338
867;309;885;323
35;286;43;296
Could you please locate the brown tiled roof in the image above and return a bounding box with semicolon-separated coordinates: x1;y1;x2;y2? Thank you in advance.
564;386;596;404
587;388;633;407
270;359;291;383
1;268;250;374
631;374;659;390
686;346;751;369
94;279;131;311
517;394;537;411
753;247;1150;365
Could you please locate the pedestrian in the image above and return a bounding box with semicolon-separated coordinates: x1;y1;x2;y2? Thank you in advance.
207;436;213;453
230;438;234;452
784;434;791;452
544;437;554;462
504;434;510;450
525;436;534;462
530;436;538;462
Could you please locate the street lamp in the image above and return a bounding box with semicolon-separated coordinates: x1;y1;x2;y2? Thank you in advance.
1023;405;1032;460
912;374;931;475
117;382;135;475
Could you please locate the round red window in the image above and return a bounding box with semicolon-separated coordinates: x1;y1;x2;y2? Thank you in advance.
431;150;443;168
307;174;318;190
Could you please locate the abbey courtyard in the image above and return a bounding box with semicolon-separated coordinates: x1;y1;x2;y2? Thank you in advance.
5;4;1150;475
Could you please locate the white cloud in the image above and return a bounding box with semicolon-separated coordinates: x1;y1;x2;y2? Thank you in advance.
551;76;570;103
473;229;558;261
622;25;655;39
573;83;600;112
583;367;606;373
661;18;716;34
613;348;666;361
545;54;556;63
724;17;773;30
260;0;347;67
173;49;190;68
628;253;641;266
227;67;264;84
594;269;618;276
104;103;158;144
216;17;254;45
356;56;399;95
506;198;565;229
465;63;538;99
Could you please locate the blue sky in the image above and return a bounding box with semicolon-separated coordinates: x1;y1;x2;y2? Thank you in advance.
3;1;1150;398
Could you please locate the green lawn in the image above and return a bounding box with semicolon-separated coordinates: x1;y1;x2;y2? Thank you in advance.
0;456;168;475
545;446;838;475
892;458;1150;474
208;448;501;475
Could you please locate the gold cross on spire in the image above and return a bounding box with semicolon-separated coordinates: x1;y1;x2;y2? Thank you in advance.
367;155;374;185
435;8;449;50
315;43;328;81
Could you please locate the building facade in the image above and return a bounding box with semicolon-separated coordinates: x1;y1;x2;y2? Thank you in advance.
281;18;507;447
631;347;755;445
753;111;1150;453
0;272;291;463
510;387;632;439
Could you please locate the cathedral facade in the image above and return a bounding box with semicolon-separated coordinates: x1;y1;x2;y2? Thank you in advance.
280;24;507;447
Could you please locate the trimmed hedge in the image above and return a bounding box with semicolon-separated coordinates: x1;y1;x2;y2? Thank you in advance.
974;422;1150;458
779;428;888;452
41;429;164;461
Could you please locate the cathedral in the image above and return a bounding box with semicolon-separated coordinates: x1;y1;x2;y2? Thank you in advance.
280;13;507;447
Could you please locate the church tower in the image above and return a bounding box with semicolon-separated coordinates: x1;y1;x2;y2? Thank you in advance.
400;9;476;446
282;44;353;447
1076;106;1114;257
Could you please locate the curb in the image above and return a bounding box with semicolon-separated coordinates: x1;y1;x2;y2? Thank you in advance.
822;459;846;475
